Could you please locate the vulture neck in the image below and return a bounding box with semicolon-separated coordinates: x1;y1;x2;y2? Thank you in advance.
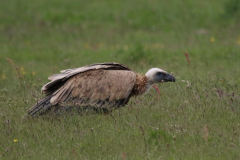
131;74;149;96
146;82;154;90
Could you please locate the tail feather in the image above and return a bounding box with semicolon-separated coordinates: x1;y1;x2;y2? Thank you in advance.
28;94;53;116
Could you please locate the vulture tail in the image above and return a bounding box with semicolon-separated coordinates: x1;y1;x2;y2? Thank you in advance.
27;94;53;116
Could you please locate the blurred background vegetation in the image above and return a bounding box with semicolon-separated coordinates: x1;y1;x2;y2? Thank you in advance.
0;0;239;72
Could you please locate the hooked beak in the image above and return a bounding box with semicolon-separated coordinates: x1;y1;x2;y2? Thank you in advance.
163;73;175;82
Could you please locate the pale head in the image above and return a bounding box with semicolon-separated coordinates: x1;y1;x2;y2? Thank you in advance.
145;68;175;85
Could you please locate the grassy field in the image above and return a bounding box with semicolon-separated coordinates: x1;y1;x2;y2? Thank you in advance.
0;0;240;159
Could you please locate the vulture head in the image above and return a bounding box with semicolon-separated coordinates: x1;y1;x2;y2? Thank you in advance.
145;68;175;89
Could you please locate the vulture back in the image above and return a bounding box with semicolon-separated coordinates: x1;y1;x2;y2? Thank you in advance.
42;62;131;94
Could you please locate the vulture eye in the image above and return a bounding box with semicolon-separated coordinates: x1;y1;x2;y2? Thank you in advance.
157;72;163;76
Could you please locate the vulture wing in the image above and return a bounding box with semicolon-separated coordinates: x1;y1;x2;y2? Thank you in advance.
51;69;136;110
28;63;135;115
42;62;131;94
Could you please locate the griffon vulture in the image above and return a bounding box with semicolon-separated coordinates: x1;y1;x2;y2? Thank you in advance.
28;62;175;116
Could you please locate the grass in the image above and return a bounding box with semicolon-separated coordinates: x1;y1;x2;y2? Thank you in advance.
0;0;240;159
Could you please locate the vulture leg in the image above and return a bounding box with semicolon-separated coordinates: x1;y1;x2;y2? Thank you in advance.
152;85;160;95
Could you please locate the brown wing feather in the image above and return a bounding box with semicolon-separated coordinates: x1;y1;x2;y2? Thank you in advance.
42;63;131;94
50;69;136;111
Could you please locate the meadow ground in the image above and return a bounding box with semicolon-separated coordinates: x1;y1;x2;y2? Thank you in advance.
0;0;240;159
